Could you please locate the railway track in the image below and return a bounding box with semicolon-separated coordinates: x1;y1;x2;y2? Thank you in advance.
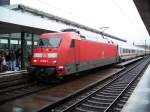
0;71;51;104
0;65;122;106
38;56;150;112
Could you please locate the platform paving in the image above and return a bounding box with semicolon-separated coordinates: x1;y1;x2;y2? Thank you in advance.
121;64;150;112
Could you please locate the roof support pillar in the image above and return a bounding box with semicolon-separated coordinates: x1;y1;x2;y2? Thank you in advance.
21;32;26;69
31;33;34;53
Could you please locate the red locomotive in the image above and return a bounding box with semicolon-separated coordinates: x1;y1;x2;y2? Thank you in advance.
30;29;119;80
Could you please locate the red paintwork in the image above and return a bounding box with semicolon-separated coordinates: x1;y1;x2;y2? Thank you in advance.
75;40;118;63
31;32;118;76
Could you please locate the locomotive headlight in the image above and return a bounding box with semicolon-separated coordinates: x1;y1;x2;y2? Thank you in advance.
53;60;57;63
33;53;43;58
48;53;58;58
33;59;37;62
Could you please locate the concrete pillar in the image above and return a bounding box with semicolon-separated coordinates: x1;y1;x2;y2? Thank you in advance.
31;33;34;53
8;33;11;51
21;32;25;69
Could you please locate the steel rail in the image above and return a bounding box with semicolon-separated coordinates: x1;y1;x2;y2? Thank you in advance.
104;57;150;112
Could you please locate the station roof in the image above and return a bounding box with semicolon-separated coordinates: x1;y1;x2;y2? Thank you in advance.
0;4;126;42
134;0;150;35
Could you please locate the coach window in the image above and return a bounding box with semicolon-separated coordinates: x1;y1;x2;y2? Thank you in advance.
124;49;126;53
120;48;122;54
70;39;75;48
121;48;123;54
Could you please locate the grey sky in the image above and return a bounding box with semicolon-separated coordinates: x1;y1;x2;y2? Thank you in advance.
11;0;150;45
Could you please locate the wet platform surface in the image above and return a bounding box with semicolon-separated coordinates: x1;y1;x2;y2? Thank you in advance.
122;64;150;112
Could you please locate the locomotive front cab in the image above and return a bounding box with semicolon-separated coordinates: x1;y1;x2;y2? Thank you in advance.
31;34;64;77
30;32;81;78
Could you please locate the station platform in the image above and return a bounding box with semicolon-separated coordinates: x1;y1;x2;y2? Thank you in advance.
121;64;150;112
116;57;143;67
0;70;27;78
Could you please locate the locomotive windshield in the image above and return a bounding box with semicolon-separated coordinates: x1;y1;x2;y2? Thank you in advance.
38;37;61;48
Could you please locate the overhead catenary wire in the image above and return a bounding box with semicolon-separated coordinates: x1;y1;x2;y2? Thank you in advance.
111;0;135;24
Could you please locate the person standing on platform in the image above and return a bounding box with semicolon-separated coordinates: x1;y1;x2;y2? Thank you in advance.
0;53;2;72
15;48;21;70
1;52;7;72
8;50;16;71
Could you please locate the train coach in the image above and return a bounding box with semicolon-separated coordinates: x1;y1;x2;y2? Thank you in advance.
29;29;147;80
118;42;145;61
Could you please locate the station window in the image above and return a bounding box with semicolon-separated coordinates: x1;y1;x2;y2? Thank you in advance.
123;49;125;53
34;41;38;45
27;41;32;45
0;39;8;44
120;48;123;54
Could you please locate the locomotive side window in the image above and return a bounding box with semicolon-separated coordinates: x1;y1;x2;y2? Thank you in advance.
123;49;125;53
38;37;61;48
120;48;123;54
70;39;75;48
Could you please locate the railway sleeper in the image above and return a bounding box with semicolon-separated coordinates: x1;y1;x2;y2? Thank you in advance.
111;83;128;87
106;87;125;90
96;93;117;98
117;79;134;82
86;100;110;107
120;99;128;103
113;107;122;112
102;89;122;94
122;96;129;99
104;87;124;91
129;87;136;91
91;96;113;103
94;94;116;99
74;107;97;112
127;91;133;94
78;103;106;112
99;91;119;96
116;103;125;108
124;93;131;97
